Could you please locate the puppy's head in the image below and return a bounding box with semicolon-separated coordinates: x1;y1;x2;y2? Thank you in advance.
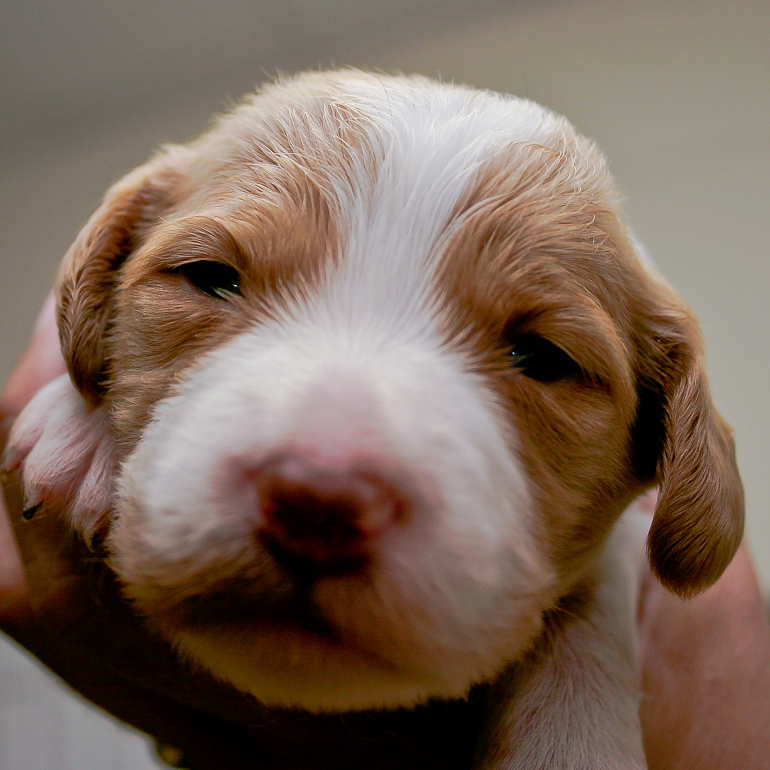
33;72;746;709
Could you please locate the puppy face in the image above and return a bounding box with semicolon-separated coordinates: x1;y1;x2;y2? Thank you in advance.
9;72;743;711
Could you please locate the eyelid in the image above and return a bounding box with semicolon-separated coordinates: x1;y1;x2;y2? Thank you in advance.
136;214;249;271
172;259;242;299
504;305;633;398
163;254;239;271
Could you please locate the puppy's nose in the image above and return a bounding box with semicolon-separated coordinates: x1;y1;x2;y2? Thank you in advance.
253;454;404;576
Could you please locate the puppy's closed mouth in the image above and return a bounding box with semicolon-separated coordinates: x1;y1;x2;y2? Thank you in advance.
152;568;336;636
259;531;372;581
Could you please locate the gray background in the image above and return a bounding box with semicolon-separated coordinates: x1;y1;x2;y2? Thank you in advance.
1;0;768;767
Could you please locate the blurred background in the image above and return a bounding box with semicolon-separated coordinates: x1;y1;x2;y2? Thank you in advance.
1;0;768;767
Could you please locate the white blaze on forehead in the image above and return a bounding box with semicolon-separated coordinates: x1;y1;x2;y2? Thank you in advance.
307;77;566;330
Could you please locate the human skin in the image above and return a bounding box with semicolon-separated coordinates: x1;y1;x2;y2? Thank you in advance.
1;298;769;769
637;540;770;768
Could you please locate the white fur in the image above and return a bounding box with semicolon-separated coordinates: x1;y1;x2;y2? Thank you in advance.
476;511;649;769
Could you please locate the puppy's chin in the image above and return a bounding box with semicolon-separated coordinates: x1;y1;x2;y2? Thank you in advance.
116;551;546;711
171;626;466;711
155;600;544;711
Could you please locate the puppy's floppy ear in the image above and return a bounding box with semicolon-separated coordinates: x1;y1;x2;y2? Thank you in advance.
56;147;187;406
638;304;744;598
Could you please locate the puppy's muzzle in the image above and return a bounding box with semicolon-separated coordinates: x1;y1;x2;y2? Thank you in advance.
253;453;407;577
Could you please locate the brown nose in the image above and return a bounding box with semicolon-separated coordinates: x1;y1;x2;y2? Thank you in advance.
253;453;404;576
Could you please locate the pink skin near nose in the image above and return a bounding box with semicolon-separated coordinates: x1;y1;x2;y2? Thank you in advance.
251;453;407;575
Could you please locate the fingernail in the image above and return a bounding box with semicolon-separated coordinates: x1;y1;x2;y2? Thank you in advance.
22;502;42;521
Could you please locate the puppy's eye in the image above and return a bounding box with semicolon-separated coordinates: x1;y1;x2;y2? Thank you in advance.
508;335;578;382
176;260;241;299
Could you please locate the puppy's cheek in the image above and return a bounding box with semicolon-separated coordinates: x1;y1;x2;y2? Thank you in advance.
2;374;116;542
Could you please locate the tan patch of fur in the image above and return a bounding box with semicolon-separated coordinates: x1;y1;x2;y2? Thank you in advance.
433;138;743;594
647;333;744;596
56;154;188;405
55;84;374;453
107;186;338;452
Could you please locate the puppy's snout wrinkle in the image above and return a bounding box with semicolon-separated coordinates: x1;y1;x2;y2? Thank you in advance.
253;453;405;576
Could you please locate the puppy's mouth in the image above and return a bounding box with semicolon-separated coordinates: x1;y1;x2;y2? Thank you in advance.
149;542;369;642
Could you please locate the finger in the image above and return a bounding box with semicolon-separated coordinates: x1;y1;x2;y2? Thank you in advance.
0;492;25;607
1;466;81;618
0;293;66;447
4;614;277;770
637;541;767;653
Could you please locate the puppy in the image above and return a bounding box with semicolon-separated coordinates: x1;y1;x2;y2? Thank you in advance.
4;71;743;768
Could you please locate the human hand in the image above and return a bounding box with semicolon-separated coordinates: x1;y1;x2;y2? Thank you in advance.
0;295;65;605
638;539;770;769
